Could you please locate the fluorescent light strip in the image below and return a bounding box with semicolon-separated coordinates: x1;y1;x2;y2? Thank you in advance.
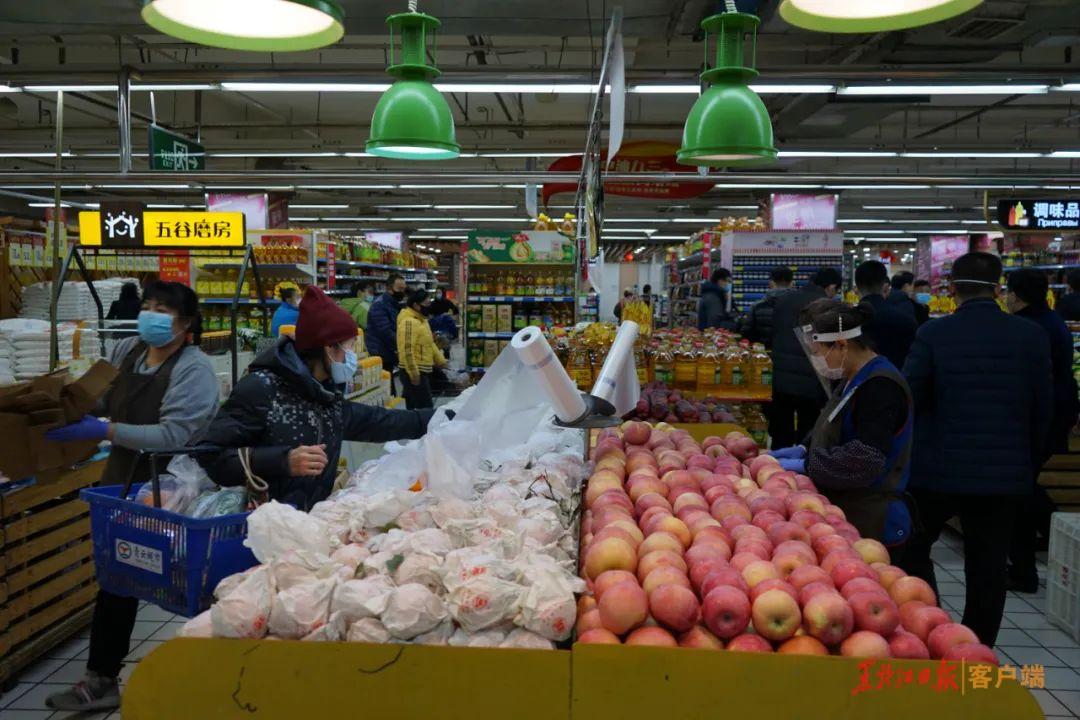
602;236;654;240
27;201;99;208
288;216;320;221
419;228;475;232
650;235;690;240
131;84;219;91
290;204;350;209
211;151;341;158
901;152;1044;158
710;183;822;189
597;228;657;234
409;235;438;239
605;218;672;223
204;185;295;191
96;183;191;189
375;204;433;209
780;151;897;158
434;204;517;210
147;203;204;208
0;152;74;158
24;84;118;92
399;184;500;189
222;82;391;92
827;185;932;190
438;235;469;240
298;185;396;189
838;84;1048;96
478;152;571;158
1050;151;1080;158
863;205;949;210
843;229;904;234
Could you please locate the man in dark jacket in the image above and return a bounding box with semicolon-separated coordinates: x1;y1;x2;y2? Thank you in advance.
911;279;932;325
856;261;917;370
1055;269;1080;322
767;266;842;448
1005;269;1079;591
200;286;434;511
365;273;406;381
699;268;736;330
886;271;920;324
740;265;792;347
900;252;1053;647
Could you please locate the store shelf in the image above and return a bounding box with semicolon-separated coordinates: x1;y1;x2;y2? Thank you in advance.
200;263;313;275
200;298;281;305
466;366;488;372
1004;263;1080;272
469;332;515;339
470;261;574;267
469;295;575;303
316;259;432;273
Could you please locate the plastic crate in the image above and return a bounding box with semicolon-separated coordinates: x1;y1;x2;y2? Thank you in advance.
1047;511;1080;642
81;484;258;618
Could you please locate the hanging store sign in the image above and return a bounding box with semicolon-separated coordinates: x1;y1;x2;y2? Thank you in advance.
997;199;1080;231
721;231;844;256
148;123;205;171
542;140;711;205
79;210;246;248
158;250;192;285
467;231;575;264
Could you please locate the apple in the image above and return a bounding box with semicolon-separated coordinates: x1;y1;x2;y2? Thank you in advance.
636;550;688;583
576;628;621;644
637;531;683;559
840;630;891;658
748;495;786;517
662;468;693;488
622;420;652;446
794;475;816;492
577;608;604;633
820;550;862;574
594;457;626;477
591;525;639;552
726;634;773;653
590;437;624;462
704;485;733;505
734;540;772;562
578;595;597;616
798;581;836;607
786;492;826;516
701;567;751;597
634;492;673;517
807;523;837;542
584;536;637;580
742;560;781;589
875;565;907;590
852;538;890;566
789;510;826;529
597;580;649;635
772;550;811;579
721;515;750;533
639;507;673;533
686;454;715;472
756;464;784;486
927;623;979;659
684;543;729;567
711;498;752;523
830;559;878;590
628;478;668;503
813;534;851;560
730;552;763;573
943;643;999;666
730;524;768;544
888;629;930;659
593;569;638;601
749;578;798;604
889;576;937;608
778;636;829;655
624;626;678;647
751;510;787;533
673;493;710;516
839;577;890;600
678;625;724;650
648;584;701;633
626;455;660;474
848;592;900;636
689;560;728;593
802;591;855;646
701;585;752;639
748;454;780;477
903;604;952;643
642;565;692;595
751;588;802;642
585;472;624;506
601;518;645;545
652;516;692;548
788;565;833;593
693;525;733;548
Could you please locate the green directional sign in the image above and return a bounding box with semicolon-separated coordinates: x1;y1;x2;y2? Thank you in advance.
148;123;205;171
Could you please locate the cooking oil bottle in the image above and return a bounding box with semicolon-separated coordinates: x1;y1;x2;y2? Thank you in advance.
654;342;674;386
729;341;749;392
696;342;719;394
634;339;651;386
673;342;698;391
566;340;593;391
750;343;772;394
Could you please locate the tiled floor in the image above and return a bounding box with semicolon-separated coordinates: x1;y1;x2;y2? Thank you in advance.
1;529;1077;718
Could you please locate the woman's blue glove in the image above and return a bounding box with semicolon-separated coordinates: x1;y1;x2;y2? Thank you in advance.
45;415;109;442
779;457;806;473
769;446;806;460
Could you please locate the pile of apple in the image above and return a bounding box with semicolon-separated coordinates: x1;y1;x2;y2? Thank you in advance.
574;421;998;663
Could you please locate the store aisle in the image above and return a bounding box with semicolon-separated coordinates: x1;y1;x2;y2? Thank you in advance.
1;528;1078;718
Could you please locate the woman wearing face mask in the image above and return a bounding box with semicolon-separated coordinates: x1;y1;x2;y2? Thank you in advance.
770;299;915;548
198;286;434;510
45;281;219;713
270;285;301;337
397;288;447;409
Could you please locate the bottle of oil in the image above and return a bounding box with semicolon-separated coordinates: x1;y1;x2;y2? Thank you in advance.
495;272;506;296
634;339;650;386
654;343;674;386
729;342;749;393
505;270;516;297
696;342;718;394
673;342;697;391
566;341;593;391
751;343;772;394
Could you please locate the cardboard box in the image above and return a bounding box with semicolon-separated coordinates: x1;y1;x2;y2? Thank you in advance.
497;305;512;333
481;305;497;333
0;360;118;481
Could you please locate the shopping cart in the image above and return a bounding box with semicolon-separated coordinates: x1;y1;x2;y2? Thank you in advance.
80;447;258;617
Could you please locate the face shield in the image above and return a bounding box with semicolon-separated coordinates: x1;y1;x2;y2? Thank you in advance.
796;322;863;393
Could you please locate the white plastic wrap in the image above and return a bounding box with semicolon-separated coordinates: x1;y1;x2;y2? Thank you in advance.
516;562;581;641
331;576;395;623
269;549;335;591
330;544;371;573
178;610;213;638
245;501;334;563
590;319;641;417
510;326;587;423
446;576;523;633
500;628;556;650
267;576;337;640
211;566;275;639
447;626;509;648
301;611;347;642
412;619;454;646
381;584;448;639
393;553;444;594
347;618;392;644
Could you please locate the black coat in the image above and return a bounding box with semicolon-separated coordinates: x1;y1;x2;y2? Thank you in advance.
769;283;828;401
698;282;735;330
365;292;402;367
903;298;1053;495
199;339;434;510
1015;305;1080;458
740;288;789;348
861;294;918;371
1056;292;1080;322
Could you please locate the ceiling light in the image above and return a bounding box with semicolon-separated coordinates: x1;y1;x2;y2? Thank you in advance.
630;84;836;94
710;183;821;189
863;205;949;210
779;0;983;33
838;84;1047;96
828;184;932;190
433;204;516;210
633;246;646;253
0;152;74;158
436;83;597;94
909;229;969;234
597;227;657;234
97;183;192;189
668;218;727;223
141;0;344;52
901;151;1044;158
223;82;390;92
0;86;18;93
132;84;219;91
366;10;459;161
290;204;349;208
24;84;118;92
1056;85;1080;92
650;235;691;240
602;236;655;241
27;201;99;208
1050;151;1080;158
605;218;673;223
437;235;468;240
375;204;433;209
399;184;500;189
838;219;889;224
844;229;904;234
211;151;341;157
418;228;474;232
298;184;396;189
780;151;897;158
287;216;320;221
478;152;572;158
678;12;776;167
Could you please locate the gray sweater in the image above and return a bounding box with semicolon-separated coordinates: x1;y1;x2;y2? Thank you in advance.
104;337;220;451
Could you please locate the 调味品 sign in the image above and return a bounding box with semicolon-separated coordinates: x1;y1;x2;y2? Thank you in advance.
997;199;1080;231
79;208;245;248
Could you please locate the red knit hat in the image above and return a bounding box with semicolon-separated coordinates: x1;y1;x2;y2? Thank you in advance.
294;286;357;351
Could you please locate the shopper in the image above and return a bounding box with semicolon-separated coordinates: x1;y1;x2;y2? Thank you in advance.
900;252;1052;647
912;279;932;325
1055;269;1080;321
854;260;917;370
366;273;406;389
397;289;447;410
270;285;301;338
1004;269;1079;591
739;265;793;347
886;270;919;324
698;268;736;330
430;288;459;317
768;267;842;448
45;281;219;713
772;299;913;545
340;281;374;329
105;281;142;339
642;283;653;308
614;289;633;321
199;286;434;510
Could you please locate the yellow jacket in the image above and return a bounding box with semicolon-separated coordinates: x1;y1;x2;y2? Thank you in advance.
397;306;446;382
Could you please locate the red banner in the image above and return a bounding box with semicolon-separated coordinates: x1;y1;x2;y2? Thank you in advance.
326;242;336;290
543;140;710;206
701;233;712;281
158;250;191;285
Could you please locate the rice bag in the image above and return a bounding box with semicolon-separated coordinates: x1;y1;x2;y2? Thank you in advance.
347;618;391;644
331;575;395;623
178;610;213;638
211;566;274;639
446;576;522;633
301;611;347;642
268;576;337;639
500;628;555;650
381;584;448;639
393;553;444;594
245;501;333;563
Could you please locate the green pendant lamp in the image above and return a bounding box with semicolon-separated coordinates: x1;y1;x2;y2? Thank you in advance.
780;0;983;33
677;11;777;167
141;0;344;52
366;4;459;161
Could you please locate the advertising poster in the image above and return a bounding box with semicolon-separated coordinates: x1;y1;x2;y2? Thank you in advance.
929;236;970;292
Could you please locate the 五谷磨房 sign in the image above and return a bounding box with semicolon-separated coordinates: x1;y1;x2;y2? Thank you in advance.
79;210;245;248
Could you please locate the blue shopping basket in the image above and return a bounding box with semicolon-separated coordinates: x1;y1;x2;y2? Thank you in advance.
81;448;259;617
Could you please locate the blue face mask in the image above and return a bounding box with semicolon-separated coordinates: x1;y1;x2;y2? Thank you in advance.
916;292;931;304
330;349;358;385
137;310;179;348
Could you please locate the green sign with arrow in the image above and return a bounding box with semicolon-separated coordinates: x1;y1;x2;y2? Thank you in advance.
148;123;205;171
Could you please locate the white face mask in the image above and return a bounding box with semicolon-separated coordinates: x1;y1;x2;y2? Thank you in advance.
811;346;845;381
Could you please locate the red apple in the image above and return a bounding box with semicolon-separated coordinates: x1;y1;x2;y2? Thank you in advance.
751;510;787;533
778;635;829;655
593;569;639;601
726;634;773;653
624;626;678;647
903;604;952;643
597;580;649;635
799;581;836;607
830;559;878;590
576;628;621;644
943;643;999;666
888;629;929;659
701;585;752;639
688;560;728;593
751;588;802;642
927;623;979;660
772;550;811;579
634;492;673;517
840;630;891;658
875;565;907;590
852;538;890;565
678;625;724;650
622;421;652;446
848;592;900;636
637;532;683;559
636;550;687;583
749;578;798;604
584;536;637;580
642;565;692;596
889;576;937;608
701;567;751;597
734;539;772;562
789;509;826;529
839;577;890;600
730;552;763;573
648;584;701;633
788;565;833;592
802;591;855;646
577;608;603;633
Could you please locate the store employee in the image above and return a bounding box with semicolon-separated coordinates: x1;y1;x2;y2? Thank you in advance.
46;281;219;713
772;299;914;547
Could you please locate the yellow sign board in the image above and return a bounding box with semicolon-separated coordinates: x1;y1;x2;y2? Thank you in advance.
79;211;245;247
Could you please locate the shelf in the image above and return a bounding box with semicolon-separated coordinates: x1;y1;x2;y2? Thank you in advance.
316;259;432;273
469;262;574;267
469;332;516;339
467;295;575;303
200;298;281;305
466;366;488;372
1004;264;1080;272
199;263;313;275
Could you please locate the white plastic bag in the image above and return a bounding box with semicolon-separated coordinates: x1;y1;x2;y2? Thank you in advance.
347;618;391;643
268;576;337;639
269;549;335;591
330;576;395;624
381;584;448;639
330;544;371;573
211;566;274;639
301;611;347;642
178;610;213;638
412;619;454;646
446;576;522;633
393;553;444;595
135;454;214;515
516;558;586;641
245;501;334;563
448;626;508;648
500;628;555;650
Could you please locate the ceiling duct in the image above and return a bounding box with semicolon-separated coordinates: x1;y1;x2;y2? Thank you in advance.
946;16;1023;39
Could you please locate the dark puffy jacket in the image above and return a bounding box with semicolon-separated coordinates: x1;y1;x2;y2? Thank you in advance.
365;292;402;368
903;298;1052;495
1015;305;1080;458
860;293;917;370
1056;292;1080;322
698;282;735;330
770;283;828;401
885;291;916;322
198;338;433;510
739;287;789;348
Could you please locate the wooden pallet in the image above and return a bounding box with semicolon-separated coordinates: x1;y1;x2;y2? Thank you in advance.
1041;436;1080;513
0;460;104;684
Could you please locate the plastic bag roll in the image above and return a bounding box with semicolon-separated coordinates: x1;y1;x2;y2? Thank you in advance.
591;320;640;417
511;326;587;423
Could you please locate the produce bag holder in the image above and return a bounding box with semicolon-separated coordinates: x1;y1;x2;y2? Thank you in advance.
551;393;620;429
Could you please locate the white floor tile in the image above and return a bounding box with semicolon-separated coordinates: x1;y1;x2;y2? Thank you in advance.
51;711;113;720
47;638;89;659
147;622;183;642
0;710;55;719
125;640;163;662
1052;648;1080;666
44;659;90;684
1005;597;1040;613
1052;690;1080;716
1026;596;1048;612
996;628;1041;647
1031;689;1070;716
1044;668;1080;692
1011;613;1058;629
999;645;1069;667
12;656;66;683
4;683;67;711
136;605;176;623
129;621;165;641
1026;628;1080;649
0;684;34;709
